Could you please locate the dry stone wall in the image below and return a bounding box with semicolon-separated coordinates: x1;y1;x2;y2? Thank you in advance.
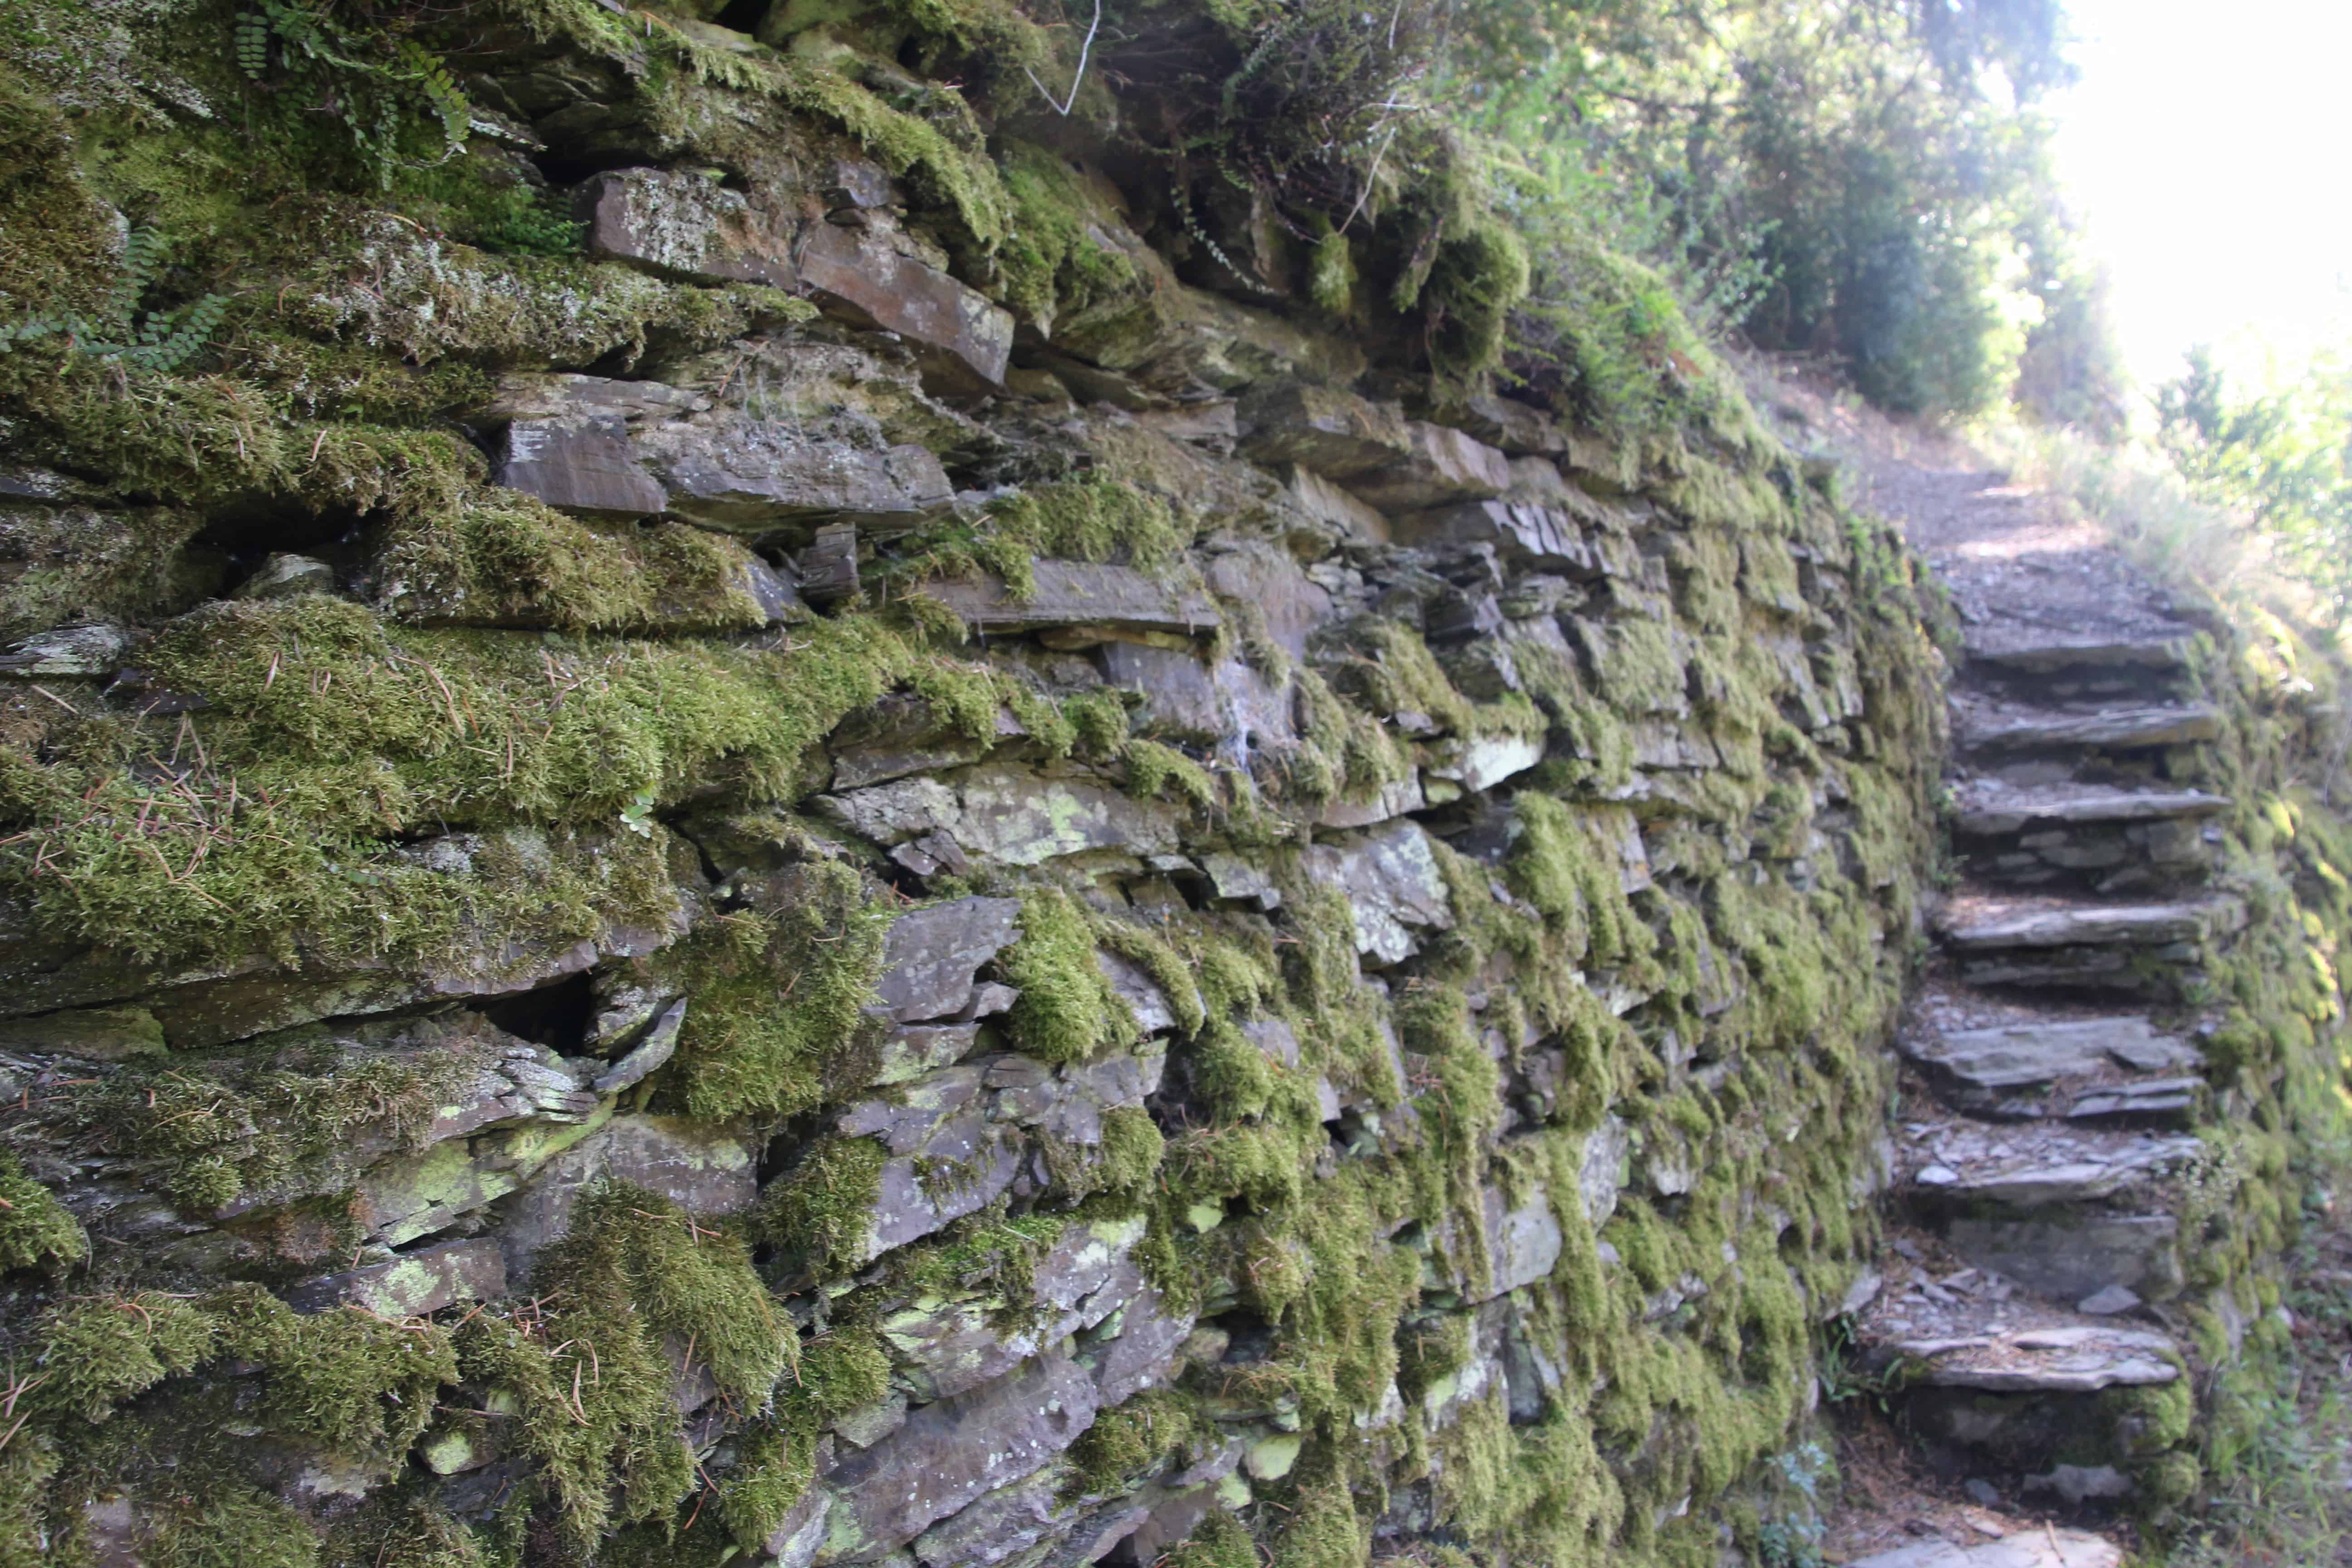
0;5;1949;1567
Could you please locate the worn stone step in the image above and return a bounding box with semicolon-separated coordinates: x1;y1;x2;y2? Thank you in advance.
1935;893;2239;952
1893;1114;2200;1302
1933;891;2240;998
1848;1530;2122;1568
1850;1262;2187;1501
1900;1013;2207;1122
1969;633;2194;679
1951;781;2229;892
1954;697;2222;755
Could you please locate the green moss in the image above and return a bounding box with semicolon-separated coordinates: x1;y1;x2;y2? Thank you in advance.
0;1150;83;1272
717;1422;818;1553
147;1478;321;1568
380;500;778;635
1095;1104;1168;1193
34;1292;218;1423
1161;1509;1258;1568
209;1285;460;1463
752;1135;888;1279
664;863;891;1121
1001;887;1136;1064
458;1183;787;1551
998;145;1141;329
0;598;910;972
1062;1387;1213;1498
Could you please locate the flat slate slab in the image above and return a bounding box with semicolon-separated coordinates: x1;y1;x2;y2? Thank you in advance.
1934;895;2236;951
1849;1530;2122;1568
925;562;1221;638
1856;1272;2182;1396
1903;1015;2206;1120
1968;634;2194;676
1900;1114;2200;1207
1953;784;2230;836
1955;700;2222;753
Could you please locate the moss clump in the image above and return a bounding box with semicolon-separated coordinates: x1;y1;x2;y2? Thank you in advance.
0;1150;83;1272
146;1478;321;1568
1001;887;1137;1064
33;1292;218;1423
209;1285;461;1464
458;1183;787;1552
379;500;779;635
998;144;1141;331
664;862;891;1121
752;1136;889;1280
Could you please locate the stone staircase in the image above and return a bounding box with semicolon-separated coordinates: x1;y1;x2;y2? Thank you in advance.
1849;562;2230;1509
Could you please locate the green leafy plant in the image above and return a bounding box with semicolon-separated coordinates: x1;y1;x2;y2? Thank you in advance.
0;229;230;372
234;0;470;188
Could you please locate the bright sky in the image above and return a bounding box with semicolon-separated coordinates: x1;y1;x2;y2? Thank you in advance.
2052;0;2352;393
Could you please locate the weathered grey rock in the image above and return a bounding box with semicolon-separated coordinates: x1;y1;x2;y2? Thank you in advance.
287;1238;507;1317
876;897;1024;1023
874;1022;982;1086
1393;500;1600;575
1313;774;1426;830
632;416;955;533
0;1003;165;1060
1284;465;1389;540
1202;544;1335;659
1098;643;1294;754
1084;1284;1196;1405
1425;731;1544;795
1235;387;1507;511
592;995;685;1094
1942;1215;2180;1302
2077;1284;2142;1315
234;553;336;601
855;1106;1024;1264
823;764;1184;869
1302;819;1455;965
1905;1015;2205;1115
1096;950;1178;1036
799;220;1013;391
1200;851;1280;909
1909;1129;2200;1207
494;1114;758;1280
1467;1186;1563;1302
926;562;1220;640
880;1215;1146;1401
910;1463;1076;1568
1972;633;2194;676
2024;1465;2134;1505
1577;1117;1630;1225
579;166;797;288
493;417;668;521
0;619;131;678
817;1352;1099;1562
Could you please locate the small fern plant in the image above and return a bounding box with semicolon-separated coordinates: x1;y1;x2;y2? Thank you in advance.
235;0;470;189
0;229;232;372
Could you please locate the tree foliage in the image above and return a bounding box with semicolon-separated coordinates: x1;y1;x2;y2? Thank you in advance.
1438;0;2121;421
2157;346;2352;621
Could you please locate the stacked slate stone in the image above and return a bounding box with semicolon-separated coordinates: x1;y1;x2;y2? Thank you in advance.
0;5;1955;1567
1851;542;2265;1510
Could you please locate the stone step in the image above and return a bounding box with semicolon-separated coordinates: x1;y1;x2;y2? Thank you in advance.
1951;782;2228;893
1934;893;2238;952
1900;1013;2207;1124
1952;784;2231;837
1970;631;2194;679
1850;1262;2188;1503
1954;698;2221;756
1933;892;2240;997
1893;1115;2199;1303
1848;1530;2122;1568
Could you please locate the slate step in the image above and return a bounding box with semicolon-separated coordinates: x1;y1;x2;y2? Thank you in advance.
1951;782;2229;893
1848;1530;2122;1568
1893;1115;2199;1303
1953;697;2222;756
1851;1261;2188;1499
1932;892;2239;996
1899;1012;2207;1123
1969;632;2194;677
